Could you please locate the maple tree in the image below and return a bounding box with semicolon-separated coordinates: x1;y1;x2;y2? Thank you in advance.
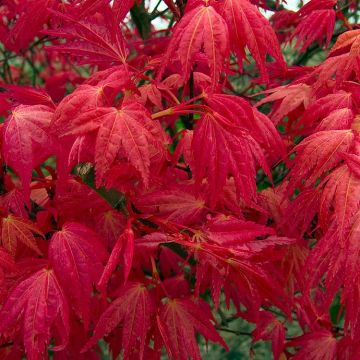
0;0;359;359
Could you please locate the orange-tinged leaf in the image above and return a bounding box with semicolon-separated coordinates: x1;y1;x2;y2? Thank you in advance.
1;215;43;256
287;130;355;194
309;53;360;89
328;29;360;57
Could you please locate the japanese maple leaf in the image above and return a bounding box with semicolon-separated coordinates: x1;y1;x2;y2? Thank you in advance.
84;65;133;90
83;282;154;359
173;129;194;169
306;30;360;88
157;298;227;360
192;112;270;206
251;311;285;360
340;211;360;338
328;29;360;58
159;4;229;87
133;232;172;268
5;0;55;52
0;186;28;218
1;214;43;256
315;108;354;132
1;84;55;107
287;130;356;194
0;247;16;284
97;224;134;290
48;222;108;327
256;84;312;125
51;84;107;136
319;164;360;234
293;9;335;52
305;212;360;338
133;189;206;226
61;102;165;187
175;227;293;311
298;91;353;134
2;105;55;198
280;189;321;238
292;0;336;52
94;209;126;249
287;329;337;360
203;216;275;248
270;10;297;44
46;10;128;66
54;316;99;360
138;84;163;110
342;152;360;178
112;0;135;21
73;0;112;17
205;93;285;160
68;134;96;168
310;54;360;90
0;268;69;360
215;0;286;82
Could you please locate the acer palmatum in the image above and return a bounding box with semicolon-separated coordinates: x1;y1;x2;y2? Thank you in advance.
0;0;359;359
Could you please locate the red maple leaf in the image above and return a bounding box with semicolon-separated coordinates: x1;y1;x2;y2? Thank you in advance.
2;105;55;198
159;3;229;87
59;101;166;187
192;111;270;206
48;222;108;327
46;10;128;66
0;268;69;360
287;329;337;360
157;297;227;360
83;282;155;359
215;0;286;82
1;214;43;256
133;189;206;226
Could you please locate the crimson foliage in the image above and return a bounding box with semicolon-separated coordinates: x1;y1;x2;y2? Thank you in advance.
0;0;359;359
